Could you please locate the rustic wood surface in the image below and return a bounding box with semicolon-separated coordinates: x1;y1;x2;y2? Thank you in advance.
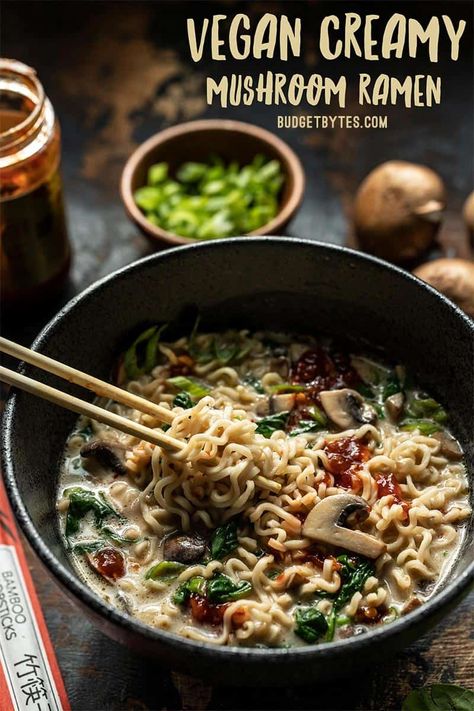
2;2;473;709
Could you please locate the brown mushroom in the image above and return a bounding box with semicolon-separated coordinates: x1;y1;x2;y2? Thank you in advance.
319;389;377;430
463;191;474;246
270;393;296;414
80;440;127;476
385;392;404;421
163;532;206;564
413;259;474;319
302;493;386;559
432;431;463;461
353;161;445;262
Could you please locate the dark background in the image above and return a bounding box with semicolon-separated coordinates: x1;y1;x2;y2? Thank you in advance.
2;1;474;709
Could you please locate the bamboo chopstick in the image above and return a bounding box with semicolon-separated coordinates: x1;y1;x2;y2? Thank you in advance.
0;337;173;423
0;366;185;452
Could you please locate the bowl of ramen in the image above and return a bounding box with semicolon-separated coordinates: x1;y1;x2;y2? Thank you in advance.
2;238;473;684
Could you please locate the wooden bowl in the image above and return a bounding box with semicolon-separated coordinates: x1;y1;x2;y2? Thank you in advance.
120;119;305;247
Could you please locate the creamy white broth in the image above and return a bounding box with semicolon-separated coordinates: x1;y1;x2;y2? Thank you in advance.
57;329;470;647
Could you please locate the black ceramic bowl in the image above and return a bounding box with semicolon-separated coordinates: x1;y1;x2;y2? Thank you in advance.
2;238;473;685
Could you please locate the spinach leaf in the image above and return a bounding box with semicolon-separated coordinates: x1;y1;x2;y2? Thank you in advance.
255;411;290;438
207;573;252;603
167;375;210;400
402;684;474;711
334;555;375;612
210;520;238;559
65;488;120;537
173;575;207;605
294;608;328;643
173;391;193;409
213;335;241;365
325;555;375;641
145;561;187;581
242;373;264;394
400;419;441;435
188;316;214;364
124;324;167;379
383;372;402;400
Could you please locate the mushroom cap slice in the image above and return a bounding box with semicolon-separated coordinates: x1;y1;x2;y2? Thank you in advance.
386;392;404;421
270;393;296;414
432;431;463;461
302;493;386;559
319;388;377;430
80;440;127;475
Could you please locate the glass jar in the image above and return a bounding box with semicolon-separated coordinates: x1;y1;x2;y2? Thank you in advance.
0;58;71;306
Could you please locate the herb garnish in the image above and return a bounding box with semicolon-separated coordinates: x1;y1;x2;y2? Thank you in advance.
64;487;120;538
124;324;167;379
294;608;328;643
210;520;239;560
255;411;290;438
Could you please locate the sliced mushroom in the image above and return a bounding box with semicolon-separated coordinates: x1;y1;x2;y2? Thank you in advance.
385;392;404;421
432;431;463;461
163;532;206;564
255;399;270;417
319;389;377;430
80;440;127;476
302;493;386;559
270;393;296;414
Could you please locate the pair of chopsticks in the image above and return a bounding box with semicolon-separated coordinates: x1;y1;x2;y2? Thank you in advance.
0;337;185;452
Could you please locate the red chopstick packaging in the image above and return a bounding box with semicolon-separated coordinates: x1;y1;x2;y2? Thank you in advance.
0;477;70;711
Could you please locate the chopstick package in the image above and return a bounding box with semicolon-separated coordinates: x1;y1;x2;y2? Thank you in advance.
0;477;70;711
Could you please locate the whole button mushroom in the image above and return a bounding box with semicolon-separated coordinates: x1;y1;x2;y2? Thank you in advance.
413;258;474;319
353;161;446;262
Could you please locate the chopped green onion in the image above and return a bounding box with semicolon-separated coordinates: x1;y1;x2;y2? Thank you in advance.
166;375;210;400
145;561;187;581
269;383;306;394
133;155;284;240
400;419;442;435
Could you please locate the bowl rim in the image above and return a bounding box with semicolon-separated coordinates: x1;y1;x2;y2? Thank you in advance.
120;119;306;246
2;237;473;664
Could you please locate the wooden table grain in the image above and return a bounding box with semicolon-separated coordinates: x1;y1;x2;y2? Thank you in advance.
2;2;473;709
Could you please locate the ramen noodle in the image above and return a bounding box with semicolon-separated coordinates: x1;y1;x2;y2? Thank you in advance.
57;327;470;647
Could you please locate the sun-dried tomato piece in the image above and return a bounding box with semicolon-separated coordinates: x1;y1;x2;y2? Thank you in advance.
375;472;410;518
324;437;370;490
89;547;125;581
189;594;229;626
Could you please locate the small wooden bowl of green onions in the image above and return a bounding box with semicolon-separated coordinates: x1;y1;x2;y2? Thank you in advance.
120;119;305;246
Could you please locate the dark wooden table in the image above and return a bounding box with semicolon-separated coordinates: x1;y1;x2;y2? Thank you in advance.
2;2;473;709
